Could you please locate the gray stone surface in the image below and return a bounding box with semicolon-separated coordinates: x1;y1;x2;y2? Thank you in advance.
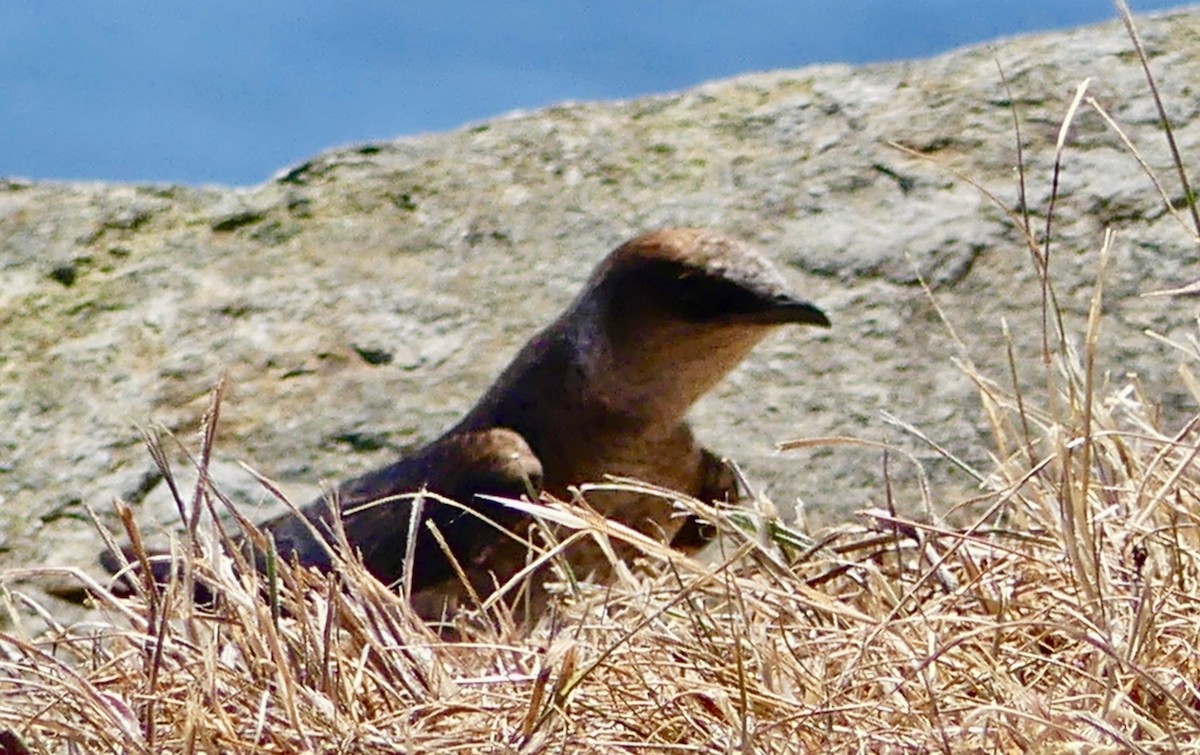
2;9;1200;606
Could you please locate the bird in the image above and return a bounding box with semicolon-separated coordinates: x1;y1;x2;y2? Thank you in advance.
103;228;830;615
274;228;831;612
100;427;543;603
447;228;830;602
260;427;543;590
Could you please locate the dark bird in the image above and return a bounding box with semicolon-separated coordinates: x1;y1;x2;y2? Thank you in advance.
100;428;542;603
104;228;829;614
261;427;542;589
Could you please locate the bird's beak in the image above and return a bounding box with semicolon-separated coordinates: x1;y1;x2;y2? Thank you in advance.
739;294;831;328
775;296;831;327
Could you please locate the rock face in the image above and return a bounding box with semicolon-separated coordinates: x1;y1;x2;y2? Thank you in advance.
2;10;1199;590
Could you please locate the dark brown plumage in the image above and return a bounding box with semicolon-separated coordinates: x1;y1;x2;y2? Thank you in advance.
100;428;542;601
450;228;828;514
103;228;829;614
262;428;542;589
423;228;830;605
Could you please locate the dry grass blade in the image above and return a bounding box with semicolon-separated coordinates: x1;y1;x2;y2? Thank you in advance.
1115;0;1200;239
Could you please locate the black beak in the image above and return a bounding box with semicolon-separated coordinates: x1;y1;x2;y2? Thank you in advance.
770;296;831;328
731;293;830;328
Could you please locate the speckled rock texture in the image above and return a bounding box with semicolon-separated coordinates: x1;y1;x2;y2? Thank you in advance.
2;10;1199;610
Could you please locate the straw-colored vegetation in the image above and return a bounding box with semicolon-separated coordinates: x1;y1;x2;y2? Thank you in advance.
3;6;1200;753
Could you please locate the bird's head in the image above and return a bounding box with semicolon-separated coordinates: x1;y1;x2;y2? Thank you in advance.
569;228;830;422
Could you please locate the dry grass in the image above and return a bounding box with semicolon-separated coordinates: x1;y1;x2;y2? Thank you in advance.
4;7;1200;754
12;351;1200;753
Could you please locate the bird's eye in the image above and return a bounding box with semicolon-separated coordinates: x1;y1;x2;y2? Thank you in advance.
608;258;778;324
665;271;776;323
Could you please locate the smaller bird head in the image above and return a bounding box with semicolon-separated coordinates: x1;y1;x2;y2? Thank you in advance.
427;428;544;503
